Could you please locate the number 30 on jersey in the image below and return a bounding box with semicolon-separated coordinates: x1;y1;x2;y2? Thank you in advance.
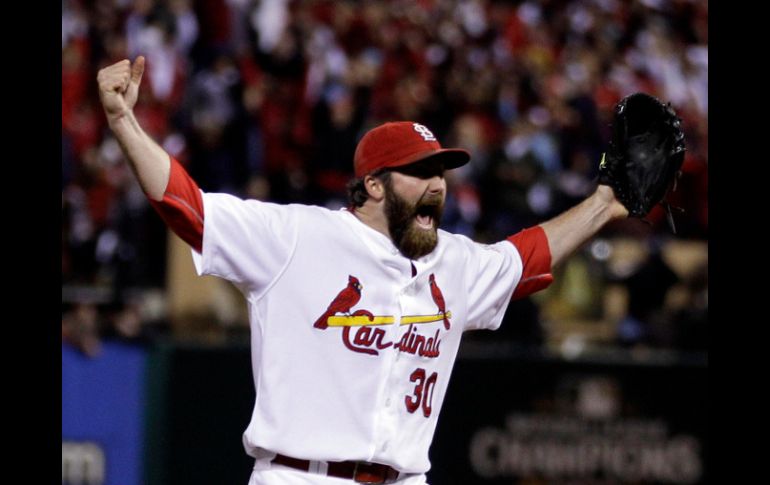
405;368;438;417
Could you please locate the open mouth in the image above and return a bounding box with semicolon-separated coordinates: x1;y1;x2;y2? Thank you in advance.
414;204;439;230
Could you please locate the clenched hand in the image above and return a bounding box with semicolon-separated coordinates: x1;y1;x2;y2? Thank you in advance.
96;56;145;121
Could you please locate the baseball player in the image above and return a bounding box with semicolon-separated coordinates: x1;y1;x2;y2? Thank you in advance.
98;57;629;484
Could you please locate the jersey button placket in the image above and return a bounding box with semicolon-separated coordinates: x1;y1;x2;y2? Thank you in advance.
381;287;410;444
372;286;403;458
393;287;408;361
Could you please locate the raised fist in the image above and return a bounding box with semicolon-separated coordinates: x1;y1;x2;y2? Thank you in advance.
96;56;145;120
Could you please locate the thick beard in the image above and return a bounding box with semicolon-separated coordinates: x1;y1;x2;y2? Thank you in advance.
384;183;443;260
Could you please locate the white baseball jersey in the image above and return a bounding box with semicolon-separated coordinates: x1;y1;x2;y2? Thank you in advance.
191;192;524;474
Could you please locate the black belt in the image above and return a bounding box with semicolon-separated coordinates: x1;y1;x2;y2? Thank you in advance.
272;453;401;484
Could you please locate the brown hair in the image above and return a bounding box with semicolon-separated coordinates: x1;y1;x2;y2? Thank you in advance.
346;169;392;208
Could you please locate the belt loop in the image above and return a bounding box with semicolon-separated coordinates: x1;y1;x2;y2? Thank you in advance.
317;461;328;476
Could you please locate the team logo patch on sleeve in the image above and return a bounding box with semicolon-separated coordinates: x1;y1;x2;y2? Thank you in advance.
313;274;451;357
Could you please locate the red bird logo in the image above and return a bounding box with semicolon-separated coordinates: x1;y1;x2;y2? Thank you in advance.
429;273;450;330
313;275;363;329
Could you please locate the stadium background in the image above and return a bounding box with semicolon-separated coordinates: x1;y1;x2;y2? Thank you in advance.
61;1;707;484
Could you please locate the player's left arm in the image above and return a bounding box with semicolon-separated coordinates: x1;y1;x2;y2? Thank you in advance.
506;185;627;299
539;184;627;268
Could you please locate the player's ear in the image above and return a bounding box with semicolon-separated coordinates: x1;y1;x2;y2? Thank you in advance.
364;175;385;202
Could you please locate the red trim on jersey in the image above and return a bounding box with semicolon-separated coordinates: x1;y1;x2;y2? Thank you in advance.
507;226;553;300
148;156;204;253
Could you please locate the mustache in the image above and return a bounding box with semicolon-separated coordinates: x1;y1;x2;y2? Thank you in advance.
412;194;444;218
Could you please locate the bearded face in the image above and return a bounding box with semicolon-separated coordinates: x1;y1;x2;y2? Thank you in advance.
383;176;444;260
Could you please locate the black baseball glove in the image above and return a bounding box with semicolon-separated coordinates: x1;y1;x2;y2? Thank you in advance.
598;92;686;232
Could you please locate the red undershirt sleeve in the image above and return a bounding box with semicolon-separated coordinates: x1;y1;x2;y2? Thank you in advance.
147;156;204;253
506;226;554;300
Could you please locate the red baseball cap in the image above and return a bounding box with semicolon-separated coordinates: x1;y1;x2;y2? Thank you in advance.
353;121;471;177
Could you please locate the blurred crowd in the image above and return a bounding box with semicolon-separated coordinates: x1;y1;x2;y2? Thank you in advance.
62;0;708;355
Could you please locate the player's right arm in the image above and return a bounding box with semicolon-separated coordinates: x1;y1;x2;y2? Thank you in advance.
97;56;169;201
97;56;204;253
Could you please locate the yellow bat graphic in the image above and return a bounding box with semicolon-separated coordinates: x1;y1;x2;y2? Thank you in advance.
326;312;452;327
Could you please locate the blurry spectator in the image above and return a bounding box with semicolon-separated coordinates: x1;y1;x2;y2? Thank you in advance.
169;0;200;55
309;83;371;206
615;242;679;348
126;0;188;110
184;52;245;194
62;303;102;358
671;261;708;351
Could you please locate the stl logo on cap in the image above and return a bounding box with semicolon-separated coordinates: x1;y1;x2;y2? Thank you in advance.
413;123;437;141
